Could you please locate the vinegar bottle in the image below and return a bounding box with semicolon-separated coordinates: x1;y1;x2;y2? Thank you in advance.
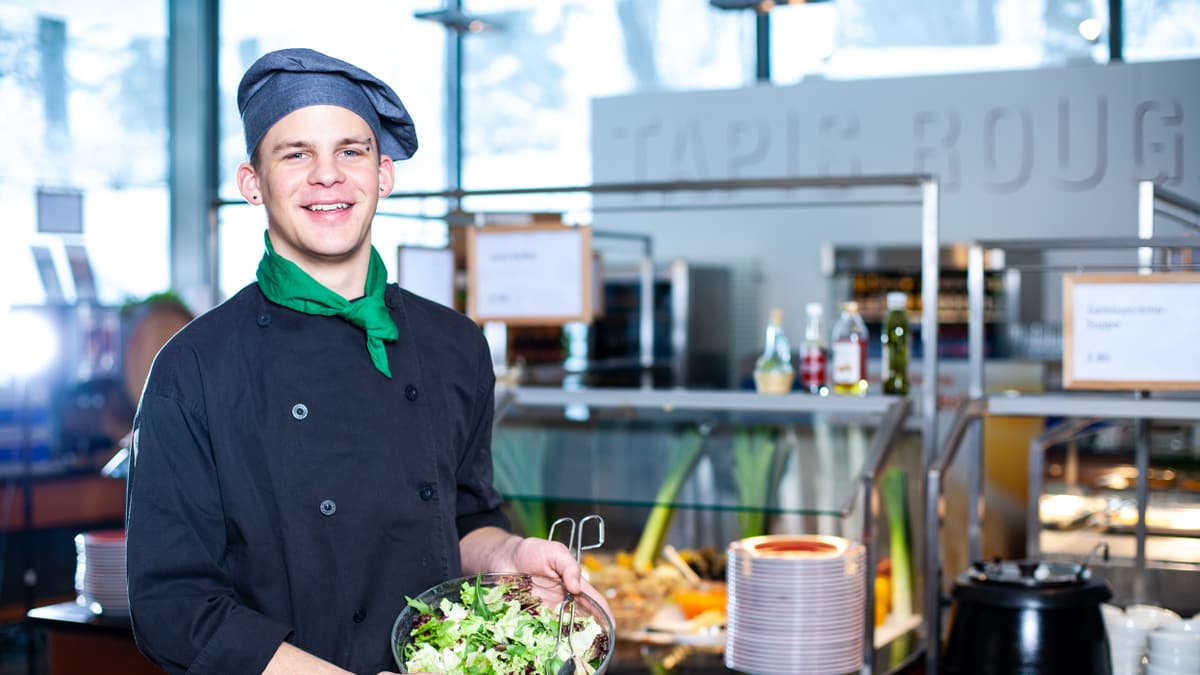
753;308;795;394
881;292;910;395
831;301;869;396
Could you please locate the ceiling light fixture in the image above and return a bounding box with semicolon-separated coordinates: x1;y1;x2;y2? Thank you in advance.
414;7;502;34
710;0;828;11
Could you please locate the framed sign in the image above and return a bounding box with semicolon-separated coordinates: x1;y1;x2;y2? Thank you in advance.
37;188;83;234
397;246;455;310
466;224;593;325
1063;273;1200;391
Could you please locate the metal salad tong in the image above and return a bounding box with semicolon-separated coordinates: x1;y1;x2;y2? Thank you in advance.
547;514;605;675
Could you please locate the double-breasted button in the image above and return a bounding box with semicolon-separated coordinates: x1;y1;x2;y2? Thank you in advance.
319;499;336;516
352;607;367;623
291;403;308;420
404;385;418;401
419;483;434;501
256;313;271;327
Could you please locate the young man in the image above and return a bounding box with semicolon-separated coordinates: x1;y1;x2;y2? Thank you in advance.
126;48;592;675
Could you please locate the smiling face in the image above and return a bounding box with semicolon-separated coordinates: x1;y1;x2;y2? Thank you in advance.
237;105;395;292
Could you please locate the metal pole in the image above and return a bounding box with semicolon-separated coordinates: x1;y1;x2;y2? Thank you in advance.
924;463;943;675
966;244;986;563
920;177;941;673
921;179;940;469
1133;392;1150;604
1137;181;1155;271
967;245;986;399
755;11;770;82
446;0;464;207
640;242;655;388
1108;0;1123;62
862;476;876;675
1028;434;1044;559
168;0;219;312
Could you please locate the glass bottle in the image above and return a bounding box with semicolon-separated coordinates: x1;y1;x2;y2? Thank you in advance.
753;308;794;394
831;301;869;396
799;302;827;394
881;292;909;395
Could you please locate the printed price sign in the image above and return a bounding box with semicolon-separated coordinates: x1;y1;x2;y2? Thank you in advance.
466;224;593;325
1063;273;1200;390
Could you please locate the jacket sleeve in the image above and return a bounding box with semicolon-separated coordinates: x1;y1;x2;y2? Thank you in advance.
125;346;292;675
453;331;510;537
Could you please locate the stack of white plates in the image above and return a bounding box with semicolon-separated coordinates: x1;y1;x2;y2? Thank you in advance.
725;534;865;675
75;529;128;616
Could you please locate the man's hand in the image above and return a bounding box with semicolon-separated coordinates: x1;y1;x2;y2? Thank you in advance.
459;527;613;619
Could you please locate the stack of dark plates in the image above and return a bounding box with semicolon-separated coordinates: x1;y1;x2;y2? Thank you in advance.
725;534;866;675
75;529;128;616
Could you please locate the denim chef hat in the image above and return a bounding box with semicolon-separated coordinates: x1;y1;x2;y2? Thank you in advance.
237;48;418;161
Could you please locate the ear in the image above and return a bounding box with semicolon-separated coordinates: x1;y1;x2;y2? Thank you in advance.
377;155;395;198
237;162;262;204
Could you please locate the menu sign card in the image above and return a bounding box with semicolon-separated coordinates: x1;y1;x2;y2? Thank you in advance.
466;224;593;325
1063;273;1200;390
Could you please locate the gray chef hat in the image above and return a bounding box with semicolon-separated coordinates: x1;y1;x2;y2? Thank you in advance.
237;48;418;161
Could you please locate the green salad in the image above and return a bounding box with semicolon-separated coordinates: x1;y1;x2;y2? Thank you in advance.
401;576;609;675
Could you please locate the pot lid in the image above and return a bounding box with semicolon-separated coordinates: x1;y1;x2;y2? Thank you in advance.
967;558;1090;587
954;558;1112;610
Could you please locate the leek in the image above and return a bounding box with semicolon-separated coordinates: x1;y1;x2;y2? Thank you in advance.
881;467;916;667
633;428;706;573
492;427;551;539
732;426;789;538
881;467;913;618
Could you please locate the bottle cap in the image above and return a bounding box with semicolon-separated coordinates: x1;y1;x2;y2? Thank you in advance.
886;292;907;310
769;307;784;324
805;302;823;317
842;301;859;313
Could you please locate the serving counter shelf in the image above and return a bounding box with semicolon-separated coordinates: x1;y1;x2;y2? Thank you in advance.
929;391;1200;673
492;385;925;675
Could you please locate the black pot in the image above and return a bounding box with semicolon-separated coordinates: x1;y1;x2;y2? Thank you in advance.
943;558;1112;675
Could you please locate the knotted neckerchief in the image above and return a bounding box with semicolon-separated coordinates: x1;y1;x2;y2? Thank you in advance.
255;231;398;378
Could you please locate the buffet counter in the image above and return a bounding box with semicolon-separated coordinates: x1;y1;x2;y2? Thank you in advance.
27;602;161;675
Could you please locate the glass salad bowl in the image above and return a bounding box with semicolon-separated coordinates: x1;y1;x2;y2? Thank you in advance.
392;573;614;675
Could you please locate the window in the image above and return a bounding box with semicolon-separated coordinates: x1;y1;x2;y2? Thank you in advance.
0;1;168;310
460;0;754;214
772;0;1120;83
1124;0;1200;62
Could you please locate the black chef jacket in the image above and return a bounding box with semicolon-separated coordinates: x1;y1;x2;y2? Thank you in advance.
126;282;509;675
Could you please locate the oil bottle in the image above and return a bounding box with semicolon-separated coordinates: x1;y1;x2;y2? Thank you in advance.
831;301;869;396
881;292;910;395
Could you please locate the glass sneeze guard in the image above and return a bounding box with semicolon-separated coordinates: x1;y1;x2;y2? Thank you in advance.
492;387;913;516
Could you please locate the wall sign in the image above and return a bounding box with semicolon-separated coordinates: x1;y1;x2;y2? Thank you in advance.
1063;273;1200;390
466;224;593;325
593;59;1199;241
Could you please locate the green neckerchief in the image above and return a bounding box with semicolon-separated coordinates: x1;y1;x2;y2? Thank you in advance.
255;231;398;378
